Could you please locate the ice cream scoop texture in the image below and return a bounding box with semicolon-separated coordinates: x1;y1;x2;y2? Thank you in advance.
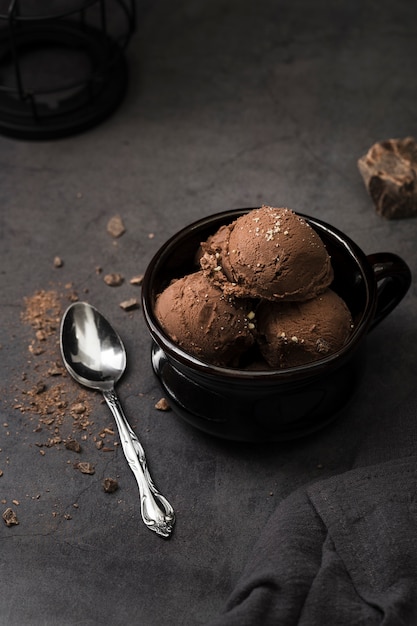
256;289;353;368
200;206;334;301
154;270;255;367
154;206;353;369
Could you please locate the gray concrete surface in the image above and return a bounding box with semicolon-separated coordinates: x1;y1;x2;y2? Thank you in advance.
1;1;417;624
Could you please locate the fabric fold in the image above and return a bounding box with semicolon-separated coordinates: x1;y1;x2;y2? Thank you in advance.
208;456;417;625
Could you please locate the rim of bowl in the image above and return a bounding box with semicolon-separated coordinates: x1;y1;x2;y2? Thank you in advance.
141;209;376;381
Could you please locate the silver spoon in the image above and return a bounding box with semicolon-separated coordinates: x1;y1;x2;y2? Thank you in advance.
60;301;175;538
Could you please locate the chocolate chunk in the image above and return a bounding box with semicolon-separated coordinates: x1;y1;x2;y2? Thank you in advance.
75;462;95;475
2;508;19;526
119;298;139;311
65;439;82;453
104;273;124;287
358;137;417;219
103;477;119;493
107;215;126;238
129;274;144;286
155;397;171;411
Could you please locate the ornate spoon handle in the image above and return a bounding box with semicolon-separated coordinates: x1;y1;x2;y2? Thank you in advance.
102;388;175;538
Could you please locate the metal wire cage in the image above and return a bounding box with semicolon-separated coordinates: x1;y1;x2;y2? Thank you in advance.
0;0;135;139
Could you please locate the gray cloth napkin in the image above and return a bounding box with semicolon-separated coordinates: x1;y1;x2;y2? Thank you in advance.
208;392;417;626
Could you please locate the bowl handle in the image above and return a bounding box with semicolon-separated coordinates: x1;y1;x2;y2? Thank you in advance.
367;252;412;331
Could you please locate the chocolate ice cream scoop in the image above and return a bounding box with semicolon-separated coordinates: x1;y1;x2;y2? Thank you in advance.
200;206;333;301
256;289;353;369
154;270;255;367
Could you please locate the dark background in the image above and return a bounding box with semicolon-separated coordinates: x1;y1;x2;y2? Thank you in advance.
1;1;417;624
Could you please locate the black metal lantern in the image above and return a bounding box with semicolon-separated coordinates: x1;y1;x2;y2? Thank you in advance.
0;0;135;139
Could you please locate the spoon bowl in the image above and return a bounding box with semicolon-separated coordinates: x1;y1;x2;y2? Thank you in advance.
61;301;126;390
60;301;175;538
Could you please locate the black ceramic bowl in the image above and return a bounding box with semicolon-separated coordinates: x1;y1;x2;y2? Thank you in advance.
142;209;411;442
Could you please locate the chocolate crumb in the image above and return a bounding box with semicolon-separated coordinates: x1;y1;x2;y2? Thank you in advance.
107;215;126;238
103;477;119;493
119;298;139;311
155;397;171;411
129;274;144;286
2;508;19;526
46;436;61;447
316;338;330;354
67;291;79;302
53;256;63;268
36;330;47;342
104;273;124;287
21;290;61;337
71;402;86;415
75;462;95;475
65;439;82;453
34;381;47;394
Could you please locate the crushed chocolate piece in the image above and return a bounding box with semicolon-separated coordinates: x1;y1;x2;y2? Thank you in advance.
103;478;119;493
129;274;144;286
36;330;47;341
104;273;124;287
71;402;86;415
19;290;97;446
119;298;139;311
107;215;126;238
2;508;19;526
46;436;62;447
65;439;82;453
47;364;63;376
21;290;61;338
75;462;95;475
155;397;171;411
67;291;79;302
358;137;417;218
34;381;47;394
29;344;45;356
